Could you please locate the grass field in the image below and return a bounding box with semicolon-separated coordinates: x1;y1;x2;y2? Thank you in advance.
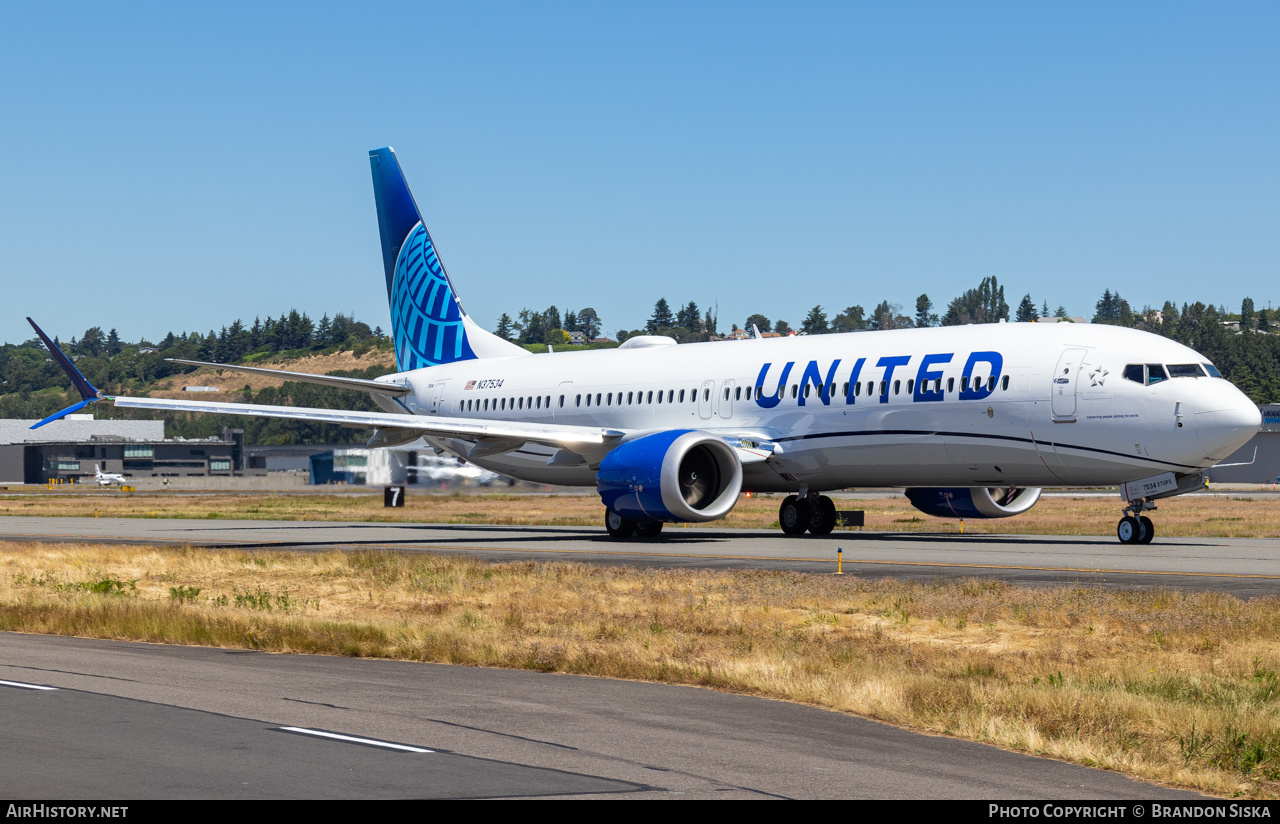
3;541;1280;797
3;488;1280;538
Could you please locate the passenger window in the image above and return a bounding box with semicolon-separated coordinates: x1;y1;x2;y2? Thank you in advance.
1001;375;1009;391
607;393;613;405
1146;364;1168;385
679;389;685;403
841;382;848;397
906;379;914;394
879;380;887;397
735;387;741;401
725;387;731;400
866;381;874;396
791;385;797;398
1123;364;1144;384
559;395;565;407
647;391;653;404
893;380;900;395
536;397;542;409
627;392;633;404
803;384;810;398
947;377;954;393
987;376;995;392
704;388;711;401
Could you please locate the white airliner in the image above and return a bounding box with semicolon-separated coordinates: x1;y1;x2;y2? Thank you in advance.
27;148;1261;544
94;464;127;486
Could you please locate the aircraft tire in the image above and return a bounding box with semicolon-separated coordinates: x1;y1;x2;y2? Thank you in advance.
779;496;810;535
1138;516;1155;544
1117;516;1141;544
605;509;636;539
635;520;664;539
808;496;837;535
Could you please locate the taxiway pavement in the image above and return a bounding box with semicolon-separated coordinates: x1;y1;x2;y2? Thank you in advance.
3;515;1280;595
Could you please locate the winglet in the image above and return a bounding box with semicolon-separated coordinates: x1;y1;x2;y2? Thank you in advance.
26;318;103;429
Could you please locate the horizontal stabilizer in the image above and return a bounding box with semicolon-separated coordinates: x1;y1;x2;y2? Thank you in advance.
165;359;412;396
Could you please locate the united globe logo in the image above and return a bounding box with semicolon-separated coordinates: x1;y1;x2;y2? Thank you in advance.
390;222;476;371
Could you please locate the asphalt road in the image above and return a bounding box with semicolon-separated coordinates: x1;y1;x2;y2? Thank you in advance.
4;515;1280;596
0;633;1201;799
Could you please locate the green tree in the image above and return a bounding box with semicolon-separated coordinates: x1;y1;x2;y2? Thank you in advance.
676;301;702;336
1241;298;1255;331
744;313;771;333
495;313;515;341
801;305;829;335
1015;294;1038;323
831;305;865;333
1092;289;1134;326
647;298;674;334
915;294;937;328
578;308;602;340
941;277;1008;326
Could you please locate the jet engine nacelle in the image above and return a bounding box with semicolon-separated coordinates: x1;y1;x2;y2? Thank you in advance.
904;486;1043;519
596;430;743;522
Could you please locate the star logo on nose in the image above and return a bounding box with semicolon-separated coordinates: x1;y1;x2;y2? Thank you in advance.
1089;367;1109;387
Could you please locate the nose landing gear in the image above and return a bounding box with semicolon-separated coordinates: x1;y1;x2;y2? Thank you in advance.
1117;500;1156;544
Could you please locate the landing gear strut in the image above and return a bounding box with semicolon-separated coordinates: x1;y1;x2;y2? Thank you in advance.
779;493;837;536
1117;500;1156;545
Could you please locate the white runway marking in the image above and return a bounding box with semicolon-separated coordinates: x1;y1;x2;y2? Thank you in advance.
0;680;58;690
278;726;433;753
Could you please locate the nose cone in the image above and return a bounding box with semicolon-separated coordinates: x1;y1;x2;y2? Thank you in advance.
1194;381;1261;460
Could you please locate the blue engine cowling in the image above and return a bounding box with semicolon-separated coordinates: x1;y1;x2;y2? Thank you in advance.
905;486;1042;519
597;430;743;522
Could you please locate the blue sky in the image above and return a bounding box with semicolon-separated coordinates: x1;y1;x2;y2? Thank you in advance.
3;1;1277;346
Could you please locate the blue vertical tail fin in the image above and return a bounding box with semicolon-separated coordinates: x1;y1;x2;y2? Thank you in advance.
369;147;525;371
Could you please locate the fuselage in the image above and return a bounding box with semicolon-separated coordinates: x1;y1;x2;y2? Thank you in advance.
372;322;1260;492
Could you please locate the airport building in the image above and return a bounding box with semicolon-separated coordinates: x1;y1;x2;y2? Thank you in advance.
0;415;259;484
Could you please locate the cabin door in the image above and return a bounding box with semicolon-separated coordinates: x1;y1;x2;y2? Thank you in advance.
1051;349;1086;421
719;380;735;419
429;380;449;415
698;380;715;420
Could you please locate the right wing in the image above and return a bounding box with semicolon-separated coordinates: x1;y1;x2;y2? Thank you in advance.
109;394;623;451
164;358;411;396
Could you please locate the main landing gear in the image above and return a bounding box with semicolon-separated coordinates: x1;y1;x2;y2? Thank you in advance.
779;493;837;536
604;509;664;539
1117;499;1156;545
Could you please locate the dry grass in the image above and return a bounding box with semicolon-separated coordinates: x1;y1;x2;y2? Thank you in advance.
148;350;396;397
3;490;1280;537
4;541;1280;797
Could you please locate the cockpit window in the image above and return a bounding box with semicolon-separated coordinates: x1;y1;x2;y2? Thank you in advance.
1123;364;1144;384
1145;364;1168;385
1203;363;1223;378
1167;364;1206;378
